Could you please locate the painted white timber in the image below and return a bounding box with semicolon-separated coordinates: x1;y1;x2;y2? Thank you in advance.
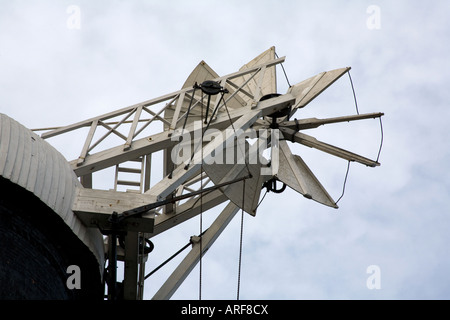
145;94;294;201
40;56;285;140
72;187;156;232
288;67;351;111
152;201;239;300
280;127;380;167
72;187;156;215
124;106;143;150
70;93;295;177
150;189;229;238
277;140;338;208
282;112;384;131
145;108;262;201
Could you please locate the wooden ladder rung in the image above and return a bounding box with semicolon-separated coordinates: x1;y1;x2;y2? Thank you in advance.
117;167;142;174
117;180;141;187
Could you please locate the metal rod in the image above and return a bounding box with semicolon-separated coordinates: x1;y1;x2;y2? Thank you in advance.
204;94;211;124
120;174;252;221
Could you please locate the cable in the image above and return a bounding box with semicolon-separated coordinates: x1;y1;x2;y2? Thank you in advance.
348;69;384;163
185;88;226;170
222;93;252;178
144;228;209;280
348;71;360;115
275;51;291;88
254;189;268;211
199;91;204;301
169;85;199;178
144;241;191;280
237;179;245;300
334;71;384;205
336;160;351;204
182;85;198;131
376;117;384;163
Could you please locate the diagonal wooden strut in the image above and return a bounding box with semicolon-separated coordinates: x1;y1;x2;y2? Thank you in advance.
152;201;239;300
280;127;380;167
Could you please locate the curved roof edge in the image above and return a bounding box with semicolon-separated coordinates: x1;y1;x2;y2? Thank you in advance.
0;113;105;274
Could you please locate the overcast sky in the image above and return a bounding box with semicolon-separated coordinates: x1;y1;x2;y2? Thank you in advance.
1;0;450;300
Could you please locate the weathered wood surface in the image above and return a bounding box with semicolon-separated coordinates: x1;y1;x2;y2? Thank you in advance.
152;201;239;300
287;67;351;111
277;140;338;208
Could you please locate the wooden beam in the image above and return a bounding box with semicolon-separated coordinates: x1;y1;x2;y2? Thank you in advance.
123;232;139;300
282;112;384;131
150;189;228;238
41;57;285;140
72;185;228;237
40;91;186;139
70;93;295;177
79;173;93;188
170;92;185;130
215;56;285;82
281;127;380;167
124;106;143;150
252;65;266;102
152;201;239;300
144;104;264;201
226;79;254;99
288;67;350;111
77;119;98;166
72;188;156;233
